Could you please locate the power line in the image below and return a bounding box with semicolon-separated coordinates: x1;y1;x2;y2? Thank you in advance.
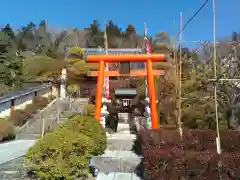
177;0;209;37
176;40;240;44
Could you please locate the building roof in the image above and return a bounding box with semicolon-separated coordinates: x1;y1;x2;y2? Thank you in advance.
115;89;137;95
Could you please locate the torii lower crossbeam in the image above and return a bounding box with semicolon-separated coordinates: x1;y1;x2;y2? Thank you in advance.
88;70;165;77
87;54;165;129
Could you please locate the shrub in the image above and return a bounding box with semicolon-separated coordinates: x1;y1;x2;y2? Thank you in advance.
47;94;56;101
24;104;38;115
25;115;107;179
57;115;106;155
0;118;15;142
138;128;240;180
67;84;80;95
82;104;94;116
9;109;29;126
34;97;49;109
9;97;49;127
9;104;39;126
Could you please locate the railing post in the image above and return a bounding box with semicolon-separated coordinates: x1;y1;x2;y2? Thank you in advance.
146;59;158;129
33;91;37;103
94;60;105;120
10;99;15;116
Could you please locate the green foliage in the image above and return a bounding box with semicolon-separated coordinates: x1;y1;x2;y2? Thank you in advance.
0;31;21;88
22;55;56;79
66;46;98;77
67;46;84;63
67;84;80;95
82;104;95;116
0;118;15;142
48;94;56;101
33;96;49;109
24;115;106;180
9;109;31;126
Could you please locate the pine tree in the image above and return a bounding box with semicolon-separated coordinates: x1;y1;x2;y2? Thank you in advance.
1;24;15;39
0;32;21;88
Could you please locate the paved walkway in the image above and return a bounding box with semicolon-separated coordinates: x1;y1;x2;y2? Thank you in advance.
0;140;35;165
90;123;143;180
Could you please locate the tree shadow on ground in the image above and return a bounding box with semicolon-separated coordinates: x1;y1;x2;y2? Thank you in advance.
131;130;144;179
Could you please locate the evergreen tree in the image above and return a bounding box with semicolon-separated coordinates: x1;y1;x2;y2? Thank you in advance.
232;31;238;41
0;32;21;88
1;24;15;39
125;24;136;37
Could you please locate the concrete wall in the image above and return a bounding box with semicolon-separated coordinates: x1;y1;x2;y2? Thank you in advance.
0;101;12;118
14;93;33;110
37;86;52;98
0;84;56;118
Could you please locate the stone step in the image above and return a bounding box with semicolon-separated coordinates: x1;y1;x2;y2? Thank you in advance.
96;172;142;180
117;123;130;130
101;150;141;158
107;139;135;151
90;150;142;174
91;122;142;180
90;157;141;173
107;134;136;140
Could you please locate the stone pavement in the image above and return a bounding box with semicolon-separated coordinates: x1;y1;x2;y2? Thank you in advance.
90;123;143;180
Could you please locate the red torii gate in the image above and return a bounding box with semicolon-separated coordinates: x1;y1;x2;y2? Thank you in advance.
87;54;165;129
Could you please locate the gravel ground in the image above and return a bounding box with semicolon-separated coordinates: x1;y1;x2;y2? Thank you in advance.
0;156;31;180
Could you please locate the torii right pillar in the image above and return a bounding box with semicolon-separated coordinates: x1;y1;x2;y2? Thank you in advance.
87;54;165;129
146;58;158;128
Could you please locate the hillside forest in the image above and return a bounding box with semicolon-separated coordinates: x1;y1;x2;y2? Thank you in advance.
1;20;240;130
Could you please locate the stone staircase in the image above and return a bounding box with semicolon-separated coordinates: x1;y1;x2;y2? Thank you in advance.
16;98;86;140
90;123;143;180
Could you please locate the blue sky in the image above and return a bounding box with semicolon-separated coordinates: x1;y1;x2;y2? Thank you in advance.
0;0;239;43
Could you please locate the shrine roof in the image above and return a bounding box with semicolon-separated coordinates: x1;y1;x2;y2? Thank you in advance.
115;89;137;96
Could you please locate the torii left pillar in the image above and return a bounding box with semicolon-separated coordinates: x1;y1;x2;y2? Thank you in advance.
87;54;165;129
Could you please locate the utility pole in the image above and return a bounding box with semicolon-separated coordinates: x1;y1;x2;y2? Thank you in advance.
178;12;183;138
173;21;178;126
212;0;221;155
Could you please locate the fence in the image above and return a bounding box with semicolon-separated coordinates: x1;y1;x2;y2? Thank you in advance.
0;84;59;118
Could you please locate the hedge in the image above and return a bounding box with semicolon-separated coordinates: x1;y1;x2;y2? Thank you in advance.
0;118;15;142
24;115;107;179
82;104;94;116
137;128;240;180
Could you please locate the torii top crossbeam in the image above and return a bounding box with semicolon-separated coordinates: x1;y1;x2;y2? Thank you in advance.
87;53;165;129
87;54;165;63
